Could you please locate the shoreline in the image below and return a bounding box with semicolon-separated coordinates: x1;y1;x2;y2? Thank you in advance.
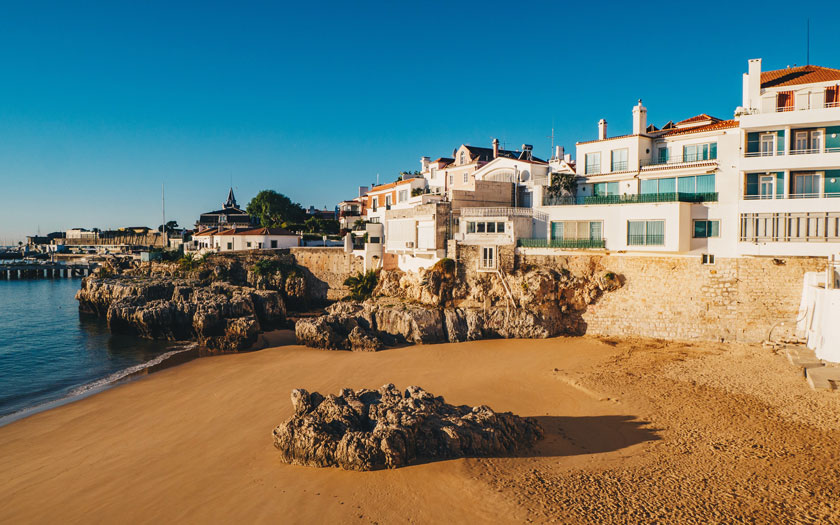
2;336;839;523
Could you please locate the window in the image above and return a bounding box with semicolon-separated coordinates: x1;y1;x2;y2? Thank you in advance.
678;174;715;194
398;190;409;202
372;197;378;211
369;236;381;244
811;130;823;152
683;142;717;162
611;148;628;172
593;182;619;196
431;167;437;179
658;147;669;164
463;172;469;183
795;131;809;152
477;222;486;233
497;222;505;233
448;174;454;185
271;240;278;248
226;242;233;250
459;151;466;165
551;220;603;241
627;220;665;246
640;178;676;195
693;220;720;238
793;173;820;197
760;134;776;156
486;222;496;233
246;242;252;248
467;221;476;233
702;254;715;265
585;153;601;175
479;246;496;270
467;221;506;235
777;91;794;111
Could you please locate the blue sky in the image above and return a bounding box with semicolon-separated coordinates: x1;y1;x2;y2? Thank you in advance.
1;1;838;242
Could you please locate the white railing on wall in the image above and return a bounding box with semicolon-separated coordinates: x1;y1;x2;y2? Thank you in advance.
461;207;548;222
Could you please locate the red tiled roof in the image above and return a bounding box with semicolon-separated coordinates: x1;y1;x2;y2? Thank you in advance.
675;114;721;126
367;179;415;194
761;65;840;88
576;133;640;145
661;119;738;137
215;227;298;236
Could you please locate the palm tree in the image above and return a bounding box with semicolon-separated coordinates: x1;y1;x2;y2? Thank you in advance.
343;270;378;301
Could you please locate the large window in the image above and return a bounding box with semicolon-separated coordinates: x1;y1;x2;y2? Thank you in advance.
693;220;720;238
585;153;601;175
627;220;665;246
466;221;506;234
677;174;715;194
593;182;619;196
611;148;628;172
398;189;409;202
793;173;820;197
682;142;717;162
551;220;603;241
641;178;675;195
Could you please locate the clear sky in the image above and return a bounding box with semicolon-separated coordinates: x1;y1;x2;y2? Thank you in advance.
1;1;838;242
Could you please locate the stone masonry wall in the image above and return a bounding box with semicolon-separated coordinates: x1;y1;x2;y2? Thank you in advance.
517;252;826;343
290;247;363;302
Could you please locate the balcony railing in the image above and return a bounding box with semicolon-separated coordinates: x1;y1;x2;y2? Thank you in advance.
744;192;840;200
627;234;665;246
744;150;783;158
543;192;718;206
461;207;548;222
776;101;839;112
518;238;606;249
584;164;601;175
610;161;629;172
641;154;717;167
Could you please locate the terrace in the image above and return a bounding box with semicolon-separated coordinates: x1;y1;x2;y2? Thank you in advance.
543;192;718;206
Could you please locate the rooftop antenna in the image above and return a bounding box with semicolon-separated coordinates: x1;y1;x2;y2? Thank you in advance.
546;120;555;157
806;18;810;65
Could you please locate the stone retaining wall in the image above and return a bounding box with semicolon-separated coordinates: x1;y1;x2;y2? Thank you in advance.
517;252;824;343
290;247;362;301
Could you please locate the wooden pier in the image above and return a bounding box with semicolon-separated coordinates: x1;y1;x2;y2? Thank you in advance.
0;262;97;280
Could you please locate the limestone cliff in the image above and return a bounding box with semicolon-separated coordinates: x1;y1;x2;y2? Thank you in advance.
295;260;622;351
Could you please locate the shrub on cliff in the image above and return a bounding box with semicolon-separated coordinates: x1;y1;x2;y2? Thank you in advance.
344;270;378;301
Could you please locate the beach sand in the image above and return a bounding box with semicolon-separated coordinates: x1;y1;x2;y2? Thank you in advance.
2;334;840;523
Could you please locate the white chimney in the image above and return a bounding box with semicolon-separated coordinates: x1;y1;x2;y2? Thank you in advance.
420;156;430;172
492;138;499;158
747;58;762;110
632;99;647;135
598;119;607;140
564;153;571;163
554;145;563;159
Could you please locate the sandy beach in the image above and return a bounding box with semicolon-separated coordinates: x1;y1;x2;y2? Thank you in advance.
2;334;840;523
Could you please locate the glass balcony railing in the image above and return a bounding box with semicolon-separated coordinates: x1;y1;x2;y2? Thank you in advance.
627;234;665;246
518;238;606;249
543;192;718;206
641;154;717;166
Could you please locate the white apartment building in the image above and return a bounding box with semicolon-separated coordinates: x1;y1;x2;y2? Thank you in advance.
528;100;740;259
737;59;840;256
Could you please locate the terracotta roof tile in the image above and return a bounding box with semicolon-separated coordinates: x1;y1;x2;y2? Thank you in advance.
761;65;840;88
215;227;298;236
661;119;738;137
675;114;721;127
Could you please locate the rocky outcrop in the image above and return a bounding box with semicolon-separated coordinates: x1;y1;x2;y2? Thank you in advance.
295;265;622;351
76;276;286;352
272;384;543;471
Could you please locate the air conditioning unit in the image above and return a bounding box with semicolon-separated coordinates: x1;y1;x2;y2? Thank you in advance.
405;241;415;248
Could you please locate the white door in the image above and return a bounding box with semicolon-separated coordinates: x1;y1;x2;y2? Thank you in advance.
759;175;775;199
760;134;775;156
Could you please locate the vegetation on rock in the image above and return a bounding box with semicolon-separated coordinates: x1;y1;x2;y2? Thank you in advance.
344;270;378;301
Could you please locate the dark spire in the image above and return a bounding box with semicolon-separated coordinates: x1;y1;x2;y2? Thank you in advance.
224;187;237;209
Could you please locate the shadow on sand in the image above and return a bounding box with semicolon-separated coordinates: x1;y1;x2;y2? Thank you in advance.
523;415;661;458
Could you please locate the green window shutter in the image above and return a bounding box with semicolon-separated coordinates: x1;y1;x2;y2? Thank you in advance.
694;221;707;238
702;144;709;160
777;131;785;154
776;172;785;196
710;142;717;159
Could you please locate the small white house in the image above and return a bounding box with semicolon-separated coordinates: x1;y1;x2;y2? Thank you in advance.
213;227;301;251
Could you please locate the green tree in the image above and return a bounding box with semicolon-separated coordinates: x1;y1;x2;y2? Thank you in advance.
304;216;324;233
247;190;306;228
158;220;180;234
547;172;577;199
344;270;378;301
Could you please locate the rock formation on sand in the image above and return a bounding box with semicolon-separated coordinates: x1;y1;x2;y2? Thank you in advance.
295;261;622;350
272;384;543;471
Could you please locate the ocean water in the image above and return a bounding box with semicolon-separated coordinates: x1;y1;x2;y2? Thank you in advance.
0;278;190;423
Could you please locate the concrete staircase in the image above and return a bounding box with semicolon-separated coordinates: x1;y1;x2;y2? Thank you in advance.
783;345;840;391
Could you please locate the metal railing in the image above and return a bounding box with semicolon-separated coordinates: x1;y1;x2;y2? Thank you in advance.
518;238;606;249
461;207;548;222
744;150;783;158
610;161;628;172
584;164;601;175
743;192;840;200
641;154;717;167
543;192;718;206
627;234;665;246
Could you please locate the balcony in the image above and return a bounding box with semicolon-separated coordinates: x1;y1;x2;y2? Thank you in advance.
775;101;840;112
627;234;665;246
462;207;548;221
518;238;606;249
610;161;629;172
543;192;718;206
641;154;717;167
744;192;840;201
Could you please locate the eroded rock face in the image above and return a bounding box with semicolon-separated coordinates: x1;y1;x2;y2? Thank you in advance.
76;276;286;352
272;384;543;471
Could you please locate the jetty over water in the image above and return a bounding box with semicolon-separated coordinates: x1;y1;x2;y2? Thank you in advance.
0;262;97;280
